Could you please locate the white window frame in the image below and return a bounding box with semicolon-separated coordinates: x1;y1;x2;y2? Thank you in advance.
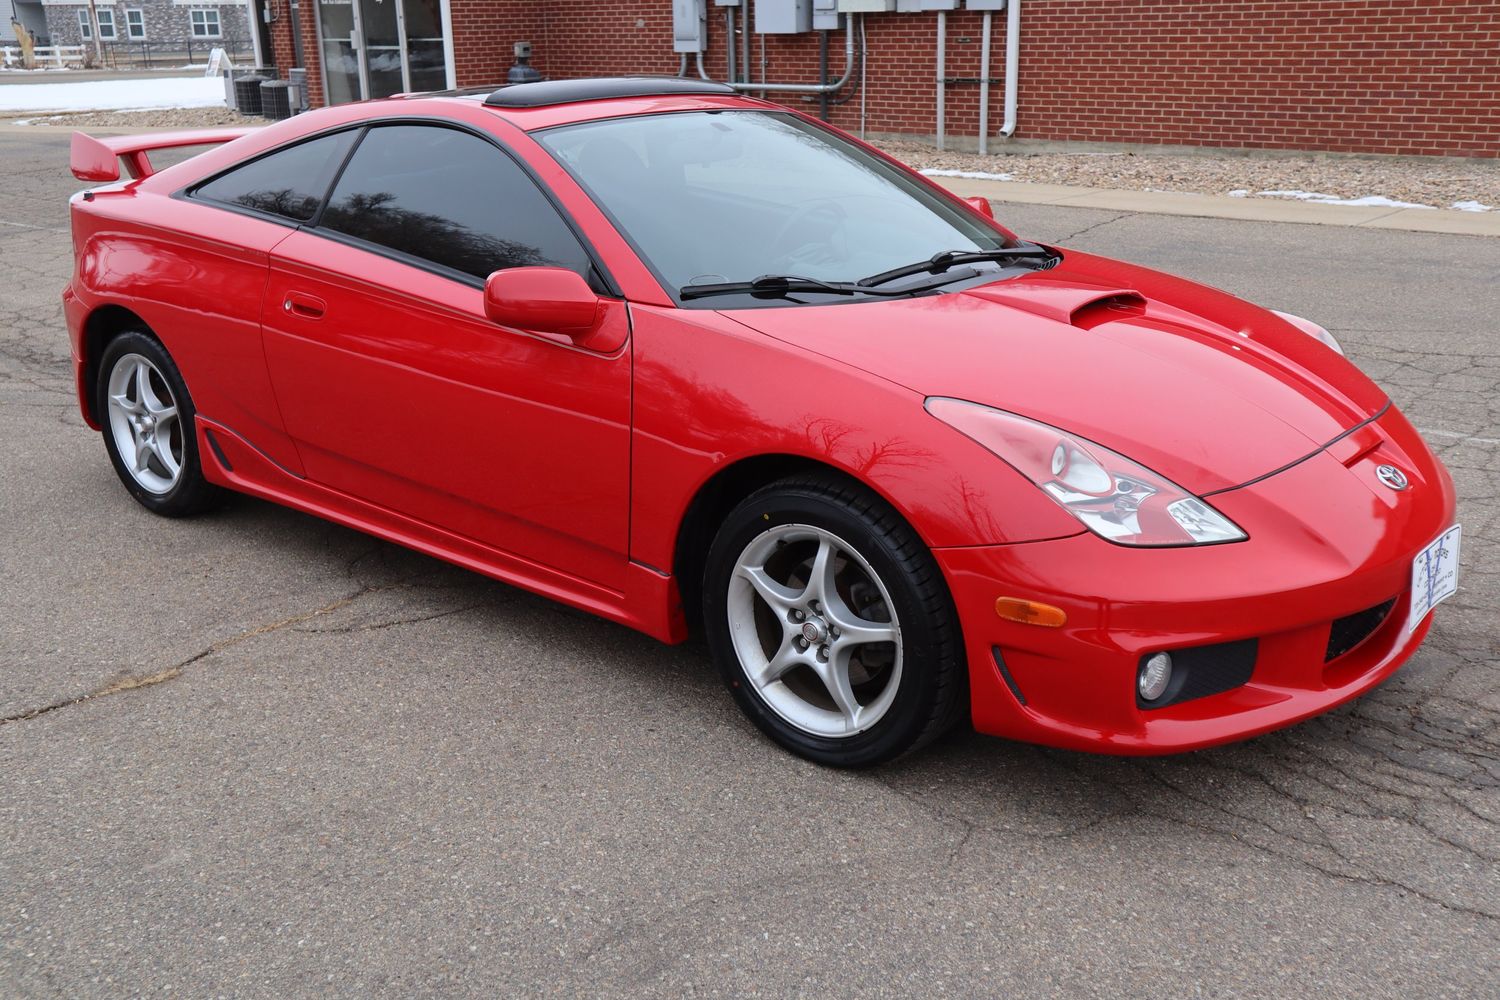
95;8;117;40
189;8;221;38
125;8;146;39
76;9;91;39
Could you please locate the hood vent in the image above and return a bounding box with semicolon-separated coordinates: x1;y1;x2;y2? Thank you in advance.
965;282;1144;326
1069;292;1147;330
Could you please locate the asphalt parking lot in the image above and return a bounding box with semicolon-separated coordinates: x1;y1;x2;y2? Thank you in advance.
1;127;1496;998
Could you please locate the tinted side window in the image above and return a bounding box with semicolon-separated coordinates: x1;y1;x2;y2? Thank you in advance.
319;125;592;281
194;130;358;223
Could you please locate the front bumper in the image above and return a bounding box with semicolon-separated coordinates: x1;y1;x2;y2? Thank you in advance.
936;406;1457;754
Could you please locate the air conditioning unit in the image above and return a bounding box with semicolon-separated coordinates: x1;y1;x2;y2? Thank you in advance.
259;80;294;121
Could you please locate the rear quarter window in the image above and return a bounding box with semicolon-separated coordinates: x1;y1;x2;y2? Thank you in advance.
191;130;359;223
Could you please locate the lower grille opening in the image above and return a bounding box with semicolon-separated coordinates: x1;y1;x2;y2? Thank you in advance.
1325;598;1397;662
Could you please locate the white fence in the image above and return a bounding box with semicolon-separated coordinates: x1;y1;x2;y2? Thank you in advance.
2;45;88;70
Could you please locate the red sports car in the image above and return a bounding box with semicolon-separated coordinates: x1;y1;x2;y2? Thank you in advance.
65;77;1459;767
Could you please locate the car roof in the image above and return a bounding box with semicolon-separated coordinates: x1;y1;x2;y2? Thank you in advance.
389;76;778;131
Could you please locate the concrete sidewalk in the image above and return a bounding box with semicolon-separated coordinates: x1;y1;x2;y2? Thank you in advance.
938;174;1500;238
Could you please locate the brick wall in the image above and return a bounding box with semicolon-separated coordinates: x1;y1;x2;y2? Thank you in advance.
271;0;1500;158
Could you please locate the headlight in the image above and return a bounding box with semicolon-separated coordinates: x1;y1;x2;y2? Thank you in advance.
925;398;1248;547
1271;309;1344;356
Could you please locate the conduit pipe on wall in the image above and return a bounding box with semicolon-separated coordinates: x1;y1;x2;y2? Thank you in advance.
704;15;861;95
977;11;991;154
999;0;1020;139
726;7;736;84
935;11;946;150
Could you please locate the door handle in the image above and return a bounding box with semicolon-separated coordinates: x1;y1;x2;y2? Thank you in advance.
283;292;326;319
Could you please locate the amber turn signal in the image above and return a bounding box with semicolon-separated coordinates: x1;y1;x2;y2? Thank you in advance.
994;597;1068;628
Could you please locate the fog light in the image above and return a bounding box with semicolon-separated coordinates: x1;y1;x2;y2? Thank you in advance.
1138;652;1173;702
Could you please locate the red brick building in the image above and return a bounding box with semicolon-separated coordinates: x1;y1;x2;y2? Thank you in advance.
265;1;1500;157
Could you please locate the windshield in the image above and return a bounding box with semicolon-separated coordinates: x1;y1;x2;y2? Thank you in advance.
535;110;1011;301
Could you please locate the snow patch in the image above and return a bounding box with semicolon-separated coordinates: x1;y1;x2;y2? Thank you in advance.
1451;200;1493;213
0;76;226;113
1255;189;1436;210
919;168;1015;182
1227;189;1250;198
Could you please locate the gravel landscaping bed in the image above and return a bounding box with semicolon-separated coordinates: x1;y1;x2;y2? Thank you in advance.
877;139;1500;212
1;106;263;129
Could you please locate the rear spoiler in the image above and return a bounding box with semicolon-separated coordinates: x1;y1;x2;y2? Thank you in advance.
70;127;257;182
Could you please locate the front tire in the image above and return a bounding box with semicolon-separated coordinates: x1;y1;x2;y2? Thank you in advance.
703;475;966;767
96;330;223;517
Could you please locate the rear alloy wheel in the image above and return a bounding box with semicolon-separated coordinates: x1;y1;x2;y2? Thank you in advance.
97;331;223;517
704;476;966;767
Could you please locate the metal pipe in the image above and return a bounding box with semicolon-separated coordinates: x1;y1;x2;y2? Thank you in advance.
726;7;736;84
978;11;991;154
725;15;857;95
999;0;1021;138
742;0;751;86
818;28;829;120
859;14;867;137
759;30;766;97
678;53;689;77
935;11;945;150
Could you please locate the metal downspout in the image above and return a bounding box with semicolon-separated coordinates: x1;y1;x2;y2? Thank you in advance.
999;0;1020;138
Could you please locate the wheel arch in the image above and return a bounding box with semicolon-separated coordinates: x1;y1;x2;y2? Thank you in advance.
80;304;154;424
671;453;927;632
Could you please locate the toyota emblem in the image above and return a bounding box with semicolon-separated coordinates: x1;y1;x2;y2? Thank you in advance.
1376;464;1409;491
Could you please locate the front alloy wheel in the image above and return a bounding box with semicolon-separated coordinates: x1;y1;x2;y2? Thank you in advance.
704;475;966;767
728;524;903;739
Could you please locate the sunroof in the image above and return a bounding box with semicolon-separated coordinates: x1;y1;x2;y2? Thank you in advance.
484;77;737;109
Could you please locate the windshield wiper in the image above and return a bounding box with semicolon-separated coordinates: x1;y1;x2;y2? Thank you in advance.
680;273;941;301
856;246;1055;288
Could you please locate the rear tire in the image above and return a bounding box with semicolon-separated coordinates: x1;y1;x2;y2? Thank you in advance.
703;474;966;767
96;330;224;518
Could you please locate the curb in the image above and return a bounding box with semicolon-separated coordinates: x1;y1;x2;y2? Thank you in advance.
932;175;1500;238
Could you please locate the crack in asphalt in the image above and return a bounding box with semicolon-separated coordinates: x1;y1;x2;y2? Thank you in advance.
1052;211;1139;244
0;580;492;726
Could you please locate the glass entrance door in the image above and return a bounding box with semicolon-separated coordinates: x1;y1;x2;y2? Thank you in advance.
316;0;450;103
316;0;361;106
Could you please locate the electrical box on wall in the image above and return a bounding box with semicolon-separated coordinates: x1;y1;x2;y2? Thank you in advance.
757;0;812;32
837;0;894;11
964;0;1007;10
812;0;839;30
896;0;958;10
673;0;708;52
713;0;741;6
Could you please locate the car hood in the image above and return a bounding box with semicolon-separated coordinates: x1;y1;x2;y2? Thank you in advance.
718;250;1388;494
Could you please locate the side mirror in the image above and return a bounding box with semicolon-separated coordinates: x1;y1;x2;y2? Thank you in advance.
484;267;601;341
963;195;1020;242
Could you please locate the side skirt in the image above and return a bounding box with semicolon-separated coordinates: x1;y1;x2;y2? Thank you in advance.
197;418;687;644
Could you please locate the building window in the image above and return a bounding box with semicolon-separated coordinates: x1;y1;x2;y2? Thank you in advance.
189;8;222;38
78;9;117;41
126;9;145;40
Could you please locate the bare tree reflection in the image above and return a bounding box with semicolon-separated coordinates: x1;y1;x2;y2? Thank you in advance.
322;192;549;279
